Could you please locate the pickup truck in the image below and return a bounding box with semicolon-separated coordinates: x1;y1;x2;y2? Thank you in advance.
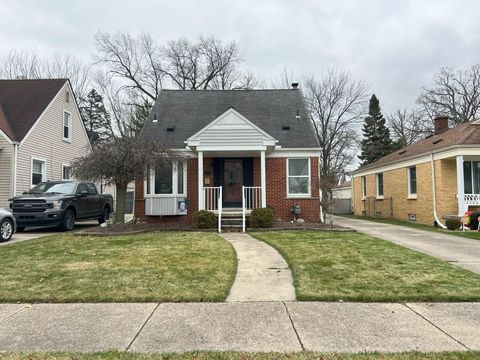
8;181;113;232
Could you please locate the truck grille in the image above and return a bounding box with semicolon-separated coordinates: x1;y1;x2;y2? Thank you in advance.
12;199;47;212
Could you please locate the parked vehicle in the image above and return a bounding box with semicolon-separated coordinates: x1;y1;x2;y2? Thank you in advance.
8;181;113;232
0;208;16;242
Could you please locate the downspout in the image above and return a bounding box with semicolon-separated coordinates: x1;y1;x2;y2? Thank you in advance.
318;153;324;222
431;154;446;229
12;142;19;196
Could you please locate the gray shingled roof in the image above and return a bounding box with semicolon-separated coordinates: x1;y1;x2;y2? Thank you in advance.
139;89;320;148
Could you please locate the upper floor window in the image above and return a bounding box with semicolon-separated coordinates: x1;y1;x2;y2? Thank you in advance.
408;166;417;196
63;111;72;142
287;158;311;197
31;158;46;187
376;173;384;198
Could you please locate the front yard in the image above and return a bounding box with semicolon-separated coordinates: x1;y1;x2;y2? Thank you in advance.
253;231;480;302
0;232;236;303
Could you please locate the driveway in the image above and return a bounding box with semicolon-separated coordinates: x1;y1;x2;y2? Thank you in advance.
333;215;480;274
1;221;98;246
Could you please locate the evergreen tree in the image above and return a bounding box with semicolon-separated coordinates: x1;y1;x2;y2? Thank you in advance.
359;94;393;165
80;89;113;147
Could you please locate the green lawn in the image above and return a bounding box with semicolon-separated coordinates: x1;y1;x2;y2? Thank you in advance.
0;352;479;360
252;231;480;302
0;232;236;303
341;214;480;240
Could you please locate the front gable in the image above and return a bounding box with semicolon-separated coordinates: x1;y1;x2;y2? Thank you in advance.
186;107;277;151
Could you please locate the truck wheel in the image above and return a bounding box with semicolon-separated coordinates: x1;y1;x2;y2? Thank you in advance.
16;227;25;232
98;206;110;225
60;209;75;231
0;218;14;242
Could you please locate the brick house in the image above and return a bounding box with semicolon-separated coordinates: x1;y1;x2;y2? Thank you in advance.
351;116;480;227
135;86;321;229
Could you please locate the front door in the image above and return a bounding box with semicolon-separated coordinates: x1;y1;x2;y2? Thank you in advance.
223;159;243;207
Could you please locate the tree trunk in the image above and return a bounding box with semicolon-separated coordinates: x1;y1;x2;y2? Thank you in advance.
115;182;127;224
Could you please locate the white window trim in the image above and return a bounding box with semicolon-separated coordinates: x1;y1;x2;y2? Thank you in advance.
286;158;311;198
361;176;367;200
63;110;72;143
376;173;384;199
31;156;47;188
62;163;72;181
407;166;417;199
144;160;187;197
464;160;480;194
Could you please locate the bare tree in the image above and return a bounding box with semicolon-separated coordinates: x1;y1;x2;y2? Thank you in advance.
71;137;181;223
0;50;91;102
387;108;431;147
303;70;369;216
161;36;242;90
417;65;480;125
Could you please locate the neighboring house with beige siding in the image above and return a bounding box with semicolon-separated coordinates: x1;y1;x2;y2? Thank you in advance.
351;116;480;227
0;79;91;208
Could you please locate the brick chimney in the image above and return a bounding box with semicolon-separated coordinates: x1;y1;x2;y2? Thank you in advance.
434;116;449;135
291;82;299;90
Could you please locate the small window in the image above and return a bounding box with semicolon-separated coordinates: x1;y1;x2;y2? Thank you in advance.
287;158;310;196
376;173;384;197
361;176;367;198
464;161;473;194
63;111;71;141
31;159;45;186
177;161;184;196
65;91;70;103
62;165;71;180
408;166;417;196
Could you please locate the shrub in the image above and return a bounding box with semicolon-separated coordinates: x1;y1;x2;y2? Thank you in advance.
445;219;461;231
249;208;275;228
469;211;480;230
192;210;216;229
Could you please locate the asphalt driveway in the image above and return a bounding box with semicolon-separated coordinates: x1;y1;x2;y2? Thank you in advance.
0;221;98;246
333;215;480;274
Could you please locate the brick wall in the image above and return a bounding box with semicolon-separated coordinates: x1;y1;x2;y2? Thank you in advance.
352;159;458;226
135;156;321;223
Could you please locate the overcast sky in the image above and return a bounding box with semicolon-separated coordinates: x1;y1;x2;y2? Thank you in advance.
0;0;479;114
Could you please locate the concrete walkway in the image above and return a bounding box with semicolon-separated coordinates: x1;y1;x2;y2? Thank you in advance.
220;233;295;302
1;302;479;353
333;216;480;274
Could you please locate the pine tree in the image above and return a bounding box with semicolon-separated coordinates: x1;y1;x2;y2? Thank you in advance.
359;94;393;165
80;89;112;147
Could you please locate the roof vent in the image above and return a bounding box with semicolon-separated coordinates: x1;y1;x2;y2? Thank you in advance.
291;82;299;90
433;138;443;145
425;134;433;139
282;125;290;130
399;150;407;155
295;110;301;120
167;125;175;132
152;114;158;123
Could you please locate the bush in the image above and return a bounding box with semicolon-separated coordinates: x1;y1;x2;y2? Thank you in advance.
249;208;275;228
445;219;461;231
192;210;216;229
469;211;480;230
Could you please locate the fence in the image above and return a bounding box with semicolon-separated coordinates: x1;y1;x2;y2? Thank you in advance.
331;198;352;214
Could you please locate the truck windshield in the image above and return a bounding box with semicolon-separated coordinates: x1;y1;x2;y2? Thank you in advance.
29;182;76;195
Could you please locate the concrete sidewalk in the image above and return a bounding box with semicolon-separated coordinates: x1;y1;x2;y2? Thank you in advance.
221;233;295;302
0;302;479;353
332;215;480;274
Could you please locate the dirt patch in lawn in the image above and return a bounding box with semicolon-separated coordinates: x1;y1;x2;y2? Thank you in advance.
76;219;350;236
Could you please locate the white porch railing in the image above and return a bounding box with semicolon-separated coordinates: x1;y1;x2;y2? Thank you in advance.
242;186;262;232
464;194;480;207
203;186;222;233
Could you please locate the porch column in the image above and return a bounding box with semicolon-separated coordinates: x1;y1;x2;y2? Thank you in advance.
456;155;465;215
261;150;267;208
198;151;204;210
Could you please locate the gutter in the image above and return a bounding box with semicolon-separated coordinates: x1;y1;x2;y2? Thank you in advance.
431;154;446;229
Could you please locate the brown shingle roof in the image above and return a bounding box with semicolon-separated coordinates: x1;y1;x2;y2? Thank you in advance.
356;121;480;173
0;79;67;142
